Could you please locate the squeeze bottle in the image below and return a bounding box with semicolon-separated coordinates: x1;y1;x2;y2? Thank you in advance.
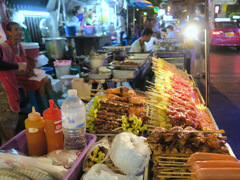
43;100;64;153
25;106;47;156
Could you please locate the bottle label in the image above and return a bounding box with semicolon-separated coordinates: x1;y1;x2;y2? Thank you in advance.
54;120;63;133
62;113;86;129
28;128;39;133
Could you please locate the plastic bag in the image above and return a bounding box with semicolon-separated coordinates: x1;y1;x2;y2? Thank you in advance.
82;164;141;180
83;136;110;171
0;152;67;179
110;132;151;176
35;54;49;68
46;150;79;169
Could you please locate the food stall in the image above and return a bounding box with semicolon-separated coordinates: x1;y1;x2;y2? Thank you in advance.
0;0;238;179
65;0;116;56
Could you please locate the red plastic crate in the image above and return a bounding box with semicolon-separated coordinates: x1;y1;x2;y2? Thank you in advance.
0;130;97;180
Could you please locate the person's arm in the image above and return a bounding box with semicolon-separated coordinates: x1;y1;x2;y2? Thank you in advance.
0;58;18;71
83;6;96;18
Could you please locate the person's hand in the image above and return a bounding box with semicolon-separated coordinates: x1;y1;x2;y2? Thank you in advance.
18;62;27;72
27;68;36;77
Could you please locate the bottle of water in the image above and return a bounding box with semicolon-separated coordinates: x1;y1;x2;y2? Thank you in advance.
61;89;86;151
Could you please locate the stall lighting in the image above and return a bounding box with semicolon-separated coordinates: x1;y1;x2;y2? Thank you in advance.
144;12;147;15
134;18;136;21
19;10;50;16
184;25;199;39
136;9;139;11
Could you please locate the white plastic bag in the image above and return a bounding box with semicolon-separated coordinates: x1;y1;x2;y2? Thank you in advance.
83;164;141;180
35;55;49;68
110;132;151;176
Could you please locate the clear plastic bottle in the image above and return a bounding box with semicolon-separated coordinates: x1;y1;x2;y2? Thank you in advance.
61;89;87;151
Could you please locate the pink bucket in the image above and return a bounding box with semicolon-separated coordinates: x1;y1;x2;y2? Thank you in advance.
53;60;72;79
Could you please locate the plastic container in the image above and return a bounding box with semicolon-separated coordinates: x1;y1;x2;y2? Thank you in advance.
21;42;40;68
25;106;47;156
43;100;64;153
83;25;96;36
41;67;54;75
0;130;97;180
54;60;72;79
21;42;40;60
65;26;77;36
61;89;86;151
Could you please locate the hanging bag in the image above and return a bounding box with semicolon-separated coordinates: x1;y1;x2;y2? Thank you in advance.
0;0;11;36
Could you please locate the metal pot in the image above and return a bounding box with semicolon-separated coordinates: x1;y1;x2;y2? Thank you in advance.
89;55;107;69
44;37;66;59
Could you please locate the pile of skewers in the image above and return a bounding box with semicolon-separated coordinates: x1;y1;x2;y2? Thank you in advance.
86;87;148;134
147;57;215;131
146;126;233;179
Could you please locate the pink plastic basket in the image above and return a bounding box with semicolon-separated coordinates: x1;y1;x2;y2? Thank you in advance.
0;130;97;180
53;60;72;66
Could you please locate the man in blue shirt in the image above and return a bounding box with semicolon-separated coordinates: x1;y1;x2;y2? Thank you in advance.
166;25;179;39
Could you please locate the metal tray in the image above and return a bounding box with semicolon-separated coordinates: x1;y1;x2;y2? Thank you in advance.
189;74;196;87
112;69;138;79
88;73;111;80
110;61;142;69
192;87;206;106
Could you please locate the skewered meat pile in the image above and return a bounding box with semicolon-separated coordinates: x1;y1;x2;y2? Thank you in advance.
147;126;230;180
148;126;228;155
87;87;148;134
147;58;215;131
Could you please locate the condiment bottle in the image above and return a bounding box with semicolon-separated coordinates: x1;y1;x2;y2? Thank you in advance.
25;106;47;156
43;100;64;153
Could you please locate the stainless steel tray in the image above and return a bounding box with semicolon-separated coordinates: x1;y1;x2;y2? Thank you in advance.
192;87;206;106
110;61;142;69
189;74;196;87
113;69;138;79
88;73;111;80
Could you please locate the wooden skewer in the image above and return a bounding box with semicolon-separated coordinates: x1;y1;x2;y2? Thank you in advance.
112;127;123;132
160;172;193;175
148;129;225;134
154;156;189;159
157;175;191;179
156;161;190;165
91;89;105;92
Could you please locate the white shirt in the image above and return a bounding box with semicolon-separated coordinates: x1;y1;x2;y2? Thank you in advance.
130;38;146;52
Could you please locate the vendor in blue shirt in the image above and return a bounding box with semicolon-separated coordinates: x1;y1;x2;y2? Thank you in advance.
130;28;153;52
166;25;179;39
72;5;96;27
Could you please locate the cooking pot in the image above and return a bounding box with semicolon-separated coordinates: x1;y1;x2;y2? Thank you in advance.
113;49;126;61
44;37;67;59
89;55;107;69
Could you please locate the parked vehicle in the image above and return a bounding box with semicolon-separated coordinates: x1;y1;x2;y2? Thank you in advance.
211;21;240;49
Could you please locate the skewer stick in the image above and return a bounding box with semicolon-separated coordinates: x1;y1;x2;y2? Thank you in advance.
157;175;191;179
112;127;123;132
91;89;105;92
149;129;225;134
155;156;189;160
160;172;193;175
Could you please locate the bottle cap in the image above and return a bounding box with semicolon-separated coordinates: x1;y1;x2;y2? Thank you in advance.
28;106;41;121
43;100;61;120
68;89;77;96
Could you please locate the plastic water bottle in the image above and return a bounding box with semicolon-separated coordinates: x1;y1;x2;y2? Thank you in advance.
61;89;87;151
